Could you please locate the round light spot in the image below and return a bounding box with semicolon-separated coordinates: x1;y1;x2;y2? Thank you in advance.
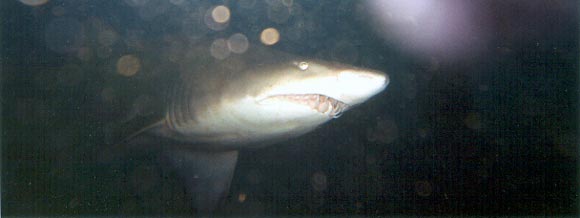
311;171;327;192
210;38;230;60
260;27;280;46
211;5;230;24
19;0;49;6
116;55;141;77
297;61;309;70
227;33;249;54
204;6;229;31
238;193;247;202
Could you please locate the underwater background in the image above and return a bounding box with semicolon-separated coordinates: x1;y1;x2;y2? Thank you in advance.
2;0;578;216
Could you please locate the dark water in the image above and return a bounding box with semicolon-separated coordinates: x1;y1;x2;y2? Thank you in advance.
2;0;578;216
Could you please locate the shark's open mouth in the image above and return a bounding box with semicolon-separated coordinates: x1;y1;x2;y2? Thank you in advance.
265;94;349;118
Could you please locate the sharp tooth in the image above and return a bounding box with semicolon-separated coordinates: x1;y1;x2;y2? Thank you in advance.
332;106;344;118
309;98;319;109
312;95;320;110
331;99;338;109
328;101;340;118
318;101;329;113
327;101;334;114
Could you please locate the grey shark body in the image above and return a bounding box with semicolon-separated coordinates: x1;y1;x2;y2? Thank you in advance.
124;44;389;212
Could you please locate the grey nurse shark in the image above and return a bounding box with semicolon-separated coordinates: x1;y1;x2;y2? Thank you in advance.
121;44;389;213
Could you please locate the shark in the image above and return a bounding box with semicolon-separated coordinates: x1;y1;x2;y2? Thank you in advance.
120;44;389;213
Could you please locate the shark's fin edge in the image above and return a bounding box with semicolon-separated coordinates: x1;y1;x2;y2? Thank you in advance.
121;119;165;143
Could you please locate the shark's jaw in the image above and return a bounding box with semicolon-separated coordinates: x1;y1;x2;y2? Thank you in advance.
250;66;389;122
258;94;349;118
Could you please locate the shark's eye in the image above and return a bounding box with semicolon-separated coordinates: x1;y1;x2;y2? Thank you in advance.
297;61;309;71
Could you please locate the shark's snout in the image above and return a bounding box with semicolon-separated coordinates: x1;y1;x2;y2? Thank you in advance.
336;69;389;105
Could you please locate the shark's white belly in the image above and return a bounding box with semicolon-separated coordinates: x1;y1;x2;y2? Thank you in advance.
166;97;331;148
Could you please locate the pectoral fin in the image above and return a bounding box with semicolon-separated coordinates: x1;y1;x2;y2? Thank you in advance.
161;149;239;213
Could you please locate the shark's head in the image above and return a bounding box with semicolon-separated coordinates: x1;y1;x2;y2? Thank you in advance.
212;53;389;143
171;47;389;146
253;59;388;118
